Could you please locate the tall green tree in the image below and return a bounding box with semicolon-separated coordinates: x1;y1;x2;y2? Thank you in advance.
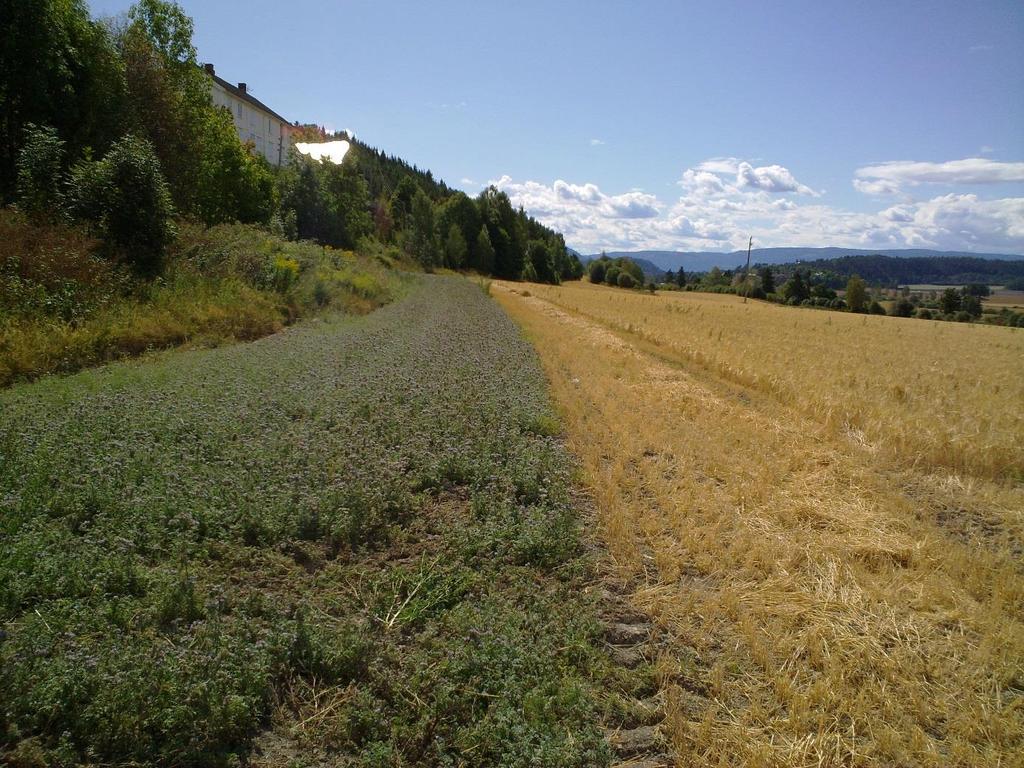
940;287;961;315
845;275;867;312
0;0;126;201
15;124;67;220
760;266;775;294
322;160;373;247
527;240;558;284
444;224;468;269
436;192;481;268
117;0;276;225
782;270;810;303
390;176;419;232
408;188;439;269
478;186;524;279
475;225;495;275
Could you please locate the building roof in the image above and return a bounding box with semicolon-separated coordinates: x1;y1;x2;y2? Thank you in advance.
207;68;291;125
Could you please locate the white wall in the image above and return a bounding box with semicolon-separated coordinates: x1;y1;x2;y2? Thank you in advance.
210;80;287;166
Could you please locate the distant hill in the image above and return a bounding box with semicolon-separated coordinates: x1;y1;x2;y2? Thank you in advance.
584;247;1024;275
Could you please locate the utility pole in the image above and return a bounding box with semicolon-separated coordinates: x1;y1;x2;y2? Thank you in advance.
743;236;753;303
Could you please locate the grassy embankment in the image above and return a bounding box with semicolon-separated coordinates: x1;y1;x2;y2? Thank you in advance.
0;277;637;767
0;209;400;387
494;280;1023;767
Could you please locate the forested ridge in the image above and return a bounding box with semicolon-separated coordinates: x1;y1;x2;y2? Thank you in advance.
764;254;1024;287
1;0;582;284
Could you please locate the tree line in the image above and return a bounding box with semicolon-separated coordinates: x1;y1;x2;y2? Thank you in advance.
764;254;1024;288
2;0;581;283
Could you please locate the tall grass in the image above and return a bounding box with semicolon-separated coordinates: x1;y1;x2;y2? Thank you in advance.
0;211;399;387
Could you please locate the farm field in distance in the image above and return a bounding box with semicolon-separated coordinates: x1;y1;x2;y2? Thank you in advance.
494;280;1023;767
0;277;635;767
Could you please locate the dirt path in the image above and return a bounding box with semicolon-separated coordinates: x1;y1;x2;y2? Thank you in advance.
493;282;1024;768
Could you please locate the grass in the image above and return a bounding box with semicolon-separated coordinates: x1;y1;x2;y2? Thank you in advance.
0;277;615;767
0;211;400;388
494;280;1024;767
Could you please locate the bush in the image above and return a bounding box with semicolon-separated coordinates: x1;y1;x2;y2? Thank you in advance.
955;310;973;323
604;266;621;285
616;272;635;288
868;300;886;315
917;308;934;320
587;260;606;284
892;298;915;317
69;135;176;276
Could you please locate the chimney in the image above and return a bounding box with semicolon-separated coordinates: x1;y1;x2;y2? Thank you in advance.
204;63;214;75
238;82;247;94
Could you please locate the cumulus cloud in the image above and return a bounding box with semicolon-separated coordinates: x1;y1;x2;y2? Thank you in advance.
687;157;816;196
490;157;1024;255
680;169;727;195
590;138;606;146
498;178;661;220
855;158;1024;187
736;161;817;195
554;180;604;204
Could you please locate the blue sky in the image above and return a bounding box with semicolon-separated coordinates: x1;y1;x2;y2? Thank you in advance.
88;0;1024;254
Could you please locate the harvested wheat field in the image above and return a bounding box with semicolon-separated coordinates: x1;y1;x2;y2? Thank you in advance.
494;280;1024;767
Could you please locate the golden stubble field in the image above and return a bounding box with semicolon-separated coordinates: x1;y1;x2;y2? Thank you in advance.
494;280;1024;768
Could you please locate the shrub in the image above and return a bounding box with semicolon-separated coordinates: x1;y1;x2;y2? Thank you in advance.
588;260;606;284
69;135;176;276
604;266;621;285
917;308;934;320
272;256;300;292
868;300;886;315
892;298;915;317
617;271;635;288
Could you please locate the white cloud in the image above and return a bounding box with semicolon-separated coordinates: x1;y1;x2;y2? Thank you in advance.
680;169;727;195
855;158;1024;187
554;180;604;204
490;157;1024;255
852;178;904;197
590;138;606;146
697;157;742;175
736;161;817;195
460;177;478;186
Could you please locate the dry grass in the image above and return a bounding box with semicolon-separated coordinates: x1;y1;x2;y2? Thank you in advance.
985;290;1024;310
493;281;1024;767
514;282;1024;481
